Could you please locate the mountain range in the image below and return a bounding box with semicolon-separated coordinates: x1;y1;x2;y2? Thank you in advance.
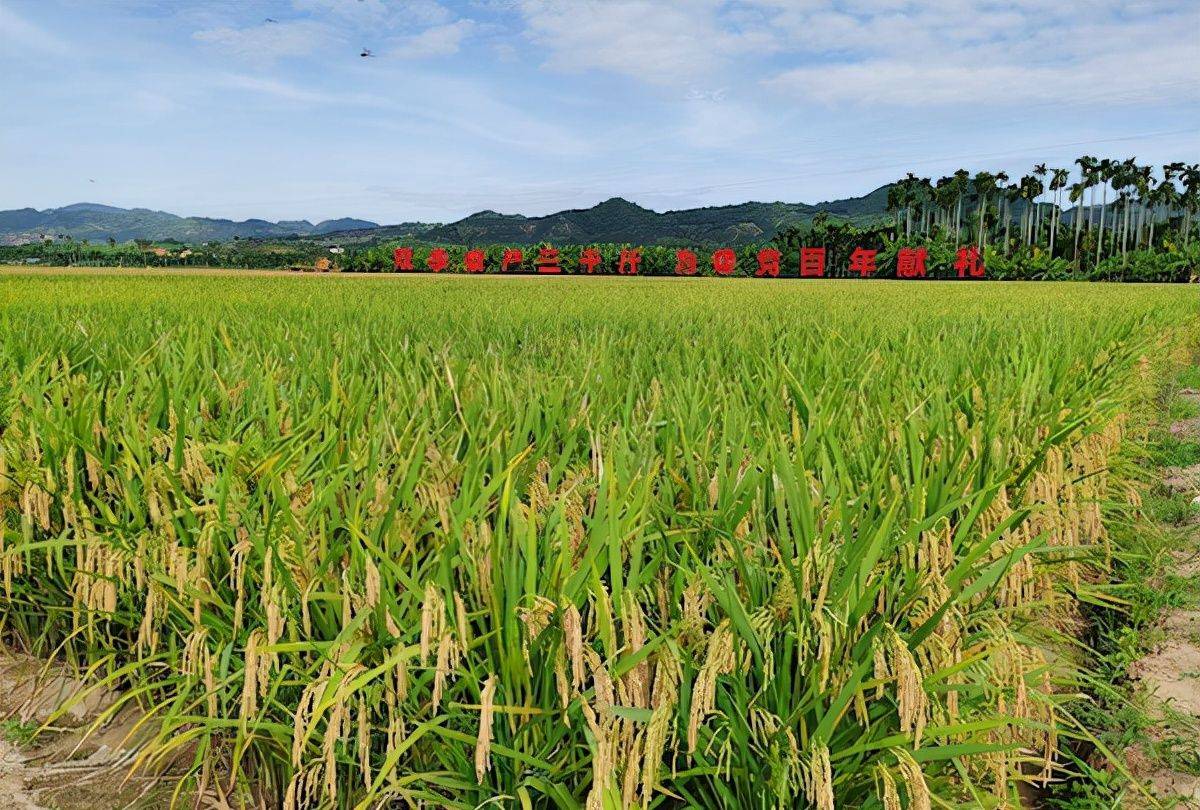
0;203;381;246
0;187;894;246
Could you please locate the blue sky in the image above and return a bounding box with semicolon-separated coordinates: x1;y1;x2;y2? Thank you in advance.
2;0;1198;224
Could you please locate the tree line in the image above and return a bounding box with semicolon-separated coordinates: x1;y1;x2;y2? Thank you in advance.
4;154;1197;281
885;157;1200;266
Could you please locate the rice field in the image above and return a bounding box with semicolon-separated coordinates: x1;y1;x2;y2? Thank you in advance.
0;273;1196;808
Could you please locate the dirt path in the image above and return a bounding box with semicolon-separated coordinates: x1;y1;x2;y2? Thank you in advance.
0;648;182;809
0;739;43;810
1128;386;1200;807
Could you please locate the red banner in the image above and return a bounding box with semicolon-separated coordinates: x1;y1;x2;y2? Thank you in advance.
390;245;985;278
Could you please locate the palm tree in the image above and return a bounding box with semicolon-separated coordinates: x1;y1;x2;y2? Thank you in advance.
1048;168;1069;257
1183;164;1200;249
1069;180;1087;261
1075;156;1098;235
998;174;1017;254
1095;158;1115;265
973;171;997;249
1147;173;1178;249
952;169;970;248
934;176;957;238
1032;163;1048;244
1133;163;1152;250
1108;159;1132;261
1158;162;1185;246
1023;173;1044;246
917;176;935;237
887;184;905;239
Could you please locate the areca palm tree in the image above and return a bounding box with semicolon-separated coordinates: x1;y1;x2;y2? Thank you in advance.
1023;173;1044;246
952;169;970;248
1032;163;1048;244
917;176;935;237
999;175;1018;254
887;184;905;239
901;173;922;237
1109;159;1133;261
1095;158;1115;265
1133;163;1152;249
1183;164;1200;249
1069;180;1087;261
1048;168;1069;256
1075;156;1098;234
973;171;997;249
1147;173;1178;248
934;176;957;237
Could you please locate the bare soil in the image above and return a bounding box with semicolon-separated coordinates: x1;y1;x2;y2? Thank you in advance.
1126;401;1200;808
1171;417;1200;441
1164;464;1200;496
0;648;179;809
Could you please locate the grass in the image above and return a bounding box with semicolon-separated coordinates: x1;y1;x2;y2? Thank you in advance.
1;719;38;746
1045;351;1200;809
0;273;1196;808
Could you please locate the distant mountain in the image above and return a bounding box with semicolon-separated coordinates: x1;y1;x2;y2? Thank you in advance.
0;203;382;245
0;186;894;246
417;187;893;246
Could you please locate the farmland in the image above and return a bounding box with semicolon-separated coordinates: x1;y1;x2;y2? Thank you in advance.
0;272;1197;808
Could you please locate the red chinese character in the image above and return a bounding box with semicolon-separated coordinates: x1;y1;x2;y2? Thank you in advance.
426;248;449;273
755;248;781;277
535;246;561;274
896;247;928;279
617;248;641;275
849;247;877;278
675;249;698;275
579;247;602;274
464;248;485;273
501;248;523;272
800;247;826;278
393;247;414;271
955;246;984;278
712;248;736;276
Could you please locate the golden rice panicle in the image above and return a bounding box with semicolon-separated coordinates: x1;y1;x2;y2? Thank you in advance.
563;600;585;691
356;695;371;790
876;762;901;810
886;626;928;746
475;674;497;784
687;619;736;755
640;649;680;808
239;629;263;723
420;582;445;666
805;741;834;810
896;749;931;810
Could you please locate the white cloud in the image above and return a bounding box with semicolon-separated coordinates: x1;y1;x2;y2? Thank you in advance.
292;0;453;27
764;4;1200;108
516;0;776;85
194;20;338;62
768;46;1200;107
511;0;1200;109
0;4;71;57
390;20;476;59
215;74;350;105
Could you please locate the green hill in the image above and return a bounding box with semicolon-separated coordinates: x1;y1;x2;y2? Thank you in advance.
0;203;381;245
0;187;895;247
418;188;892;246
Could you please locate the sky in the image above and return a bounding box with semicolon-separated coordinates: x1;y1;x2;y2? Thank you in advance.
1;0;1198;225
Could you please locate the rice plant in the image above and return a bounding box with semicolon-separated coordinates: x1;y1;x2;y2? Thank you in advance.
0;274;1195;808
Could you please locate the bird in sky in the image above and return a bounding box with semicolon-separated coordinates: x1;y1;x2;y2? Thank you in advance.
264;17;277;23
